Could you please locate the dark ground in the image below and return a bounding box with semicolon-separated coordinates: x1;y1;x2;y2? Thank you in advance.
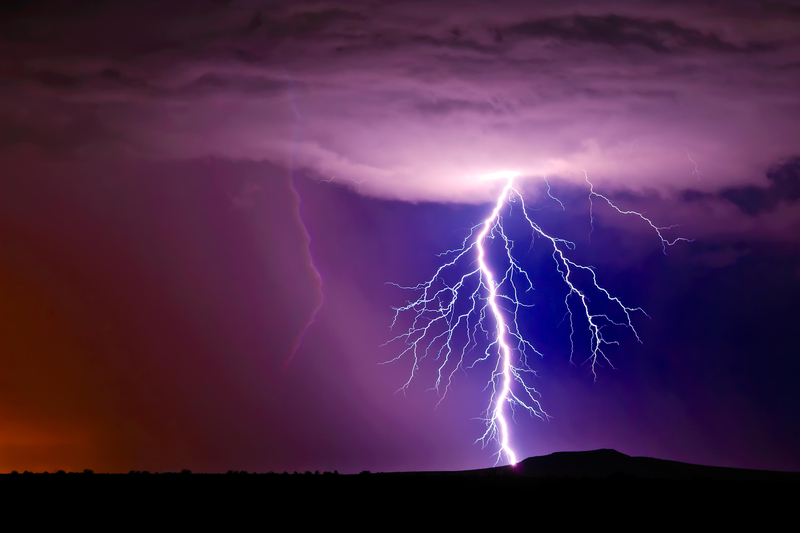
3;449;796;522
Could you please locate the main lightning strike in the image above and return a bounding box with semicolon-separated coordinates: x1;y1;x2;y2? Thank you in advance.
385;174;689;465
475;178;521;465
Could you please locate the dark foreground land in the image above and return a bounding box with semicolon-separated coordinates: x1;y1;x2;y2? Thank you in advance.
3;450;797;520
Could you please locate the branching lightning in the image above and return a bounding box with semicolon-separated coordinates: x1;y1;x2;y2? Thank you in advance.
384;174;690;465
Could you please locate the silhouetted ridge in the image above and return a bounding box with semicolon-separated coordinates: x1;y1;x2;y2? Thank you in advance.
514;449;633;478
497;449;799;481
378;448;798;481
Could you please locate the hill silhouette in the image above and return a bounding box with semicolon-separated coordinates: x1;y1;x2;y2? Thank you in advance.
496;448;800;481
379;448;799;482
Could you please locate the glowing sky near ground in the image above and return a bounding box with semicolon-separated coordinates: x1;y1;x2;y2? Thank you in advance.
1;0;799;473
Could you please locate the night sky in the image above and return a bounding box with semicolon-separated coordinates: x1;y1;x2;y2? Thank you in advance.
1;0;799;474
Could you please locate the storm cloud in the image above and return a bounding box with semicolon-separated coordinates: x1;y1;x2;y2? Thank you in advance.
1;0;799;205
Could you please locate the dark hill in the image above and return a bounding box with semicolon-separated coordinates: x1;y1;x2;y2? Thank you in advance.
386;448;800;481
497;448;800;481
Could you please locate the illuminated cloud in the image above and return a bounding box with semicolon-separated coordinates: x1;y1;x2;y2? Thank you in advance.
1;0;799;204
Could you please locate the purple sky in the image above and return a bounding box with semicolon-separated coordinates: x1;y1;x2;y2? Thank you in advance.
1;0;799;473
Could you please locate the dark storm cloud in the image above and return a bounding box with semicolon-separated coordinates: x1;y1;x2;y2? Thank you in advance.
414;98;505;116
505;14;773;54
177;72;285;98
248;8;365;37
28;70;81;89
720;157;800;216
680;189;716;203
0;0;798;207
16;66;144;93
0;102;128;153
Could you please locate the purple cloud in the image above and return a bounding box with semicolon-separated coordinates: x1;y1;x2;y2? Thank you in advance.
1;1;798;213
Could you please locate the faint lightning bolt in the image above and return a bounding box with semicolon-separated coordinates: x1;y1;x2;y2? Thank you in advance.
584;170;693;254
543;175;565;211
283;70;324;369
621;140;638;164
318;175;367;193
385;173;689;465
687;149;702;179
281;69;368;368
285;176;325;369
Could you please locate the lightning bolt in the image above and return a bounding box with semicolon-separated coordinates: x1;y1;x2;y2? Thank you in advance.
385;173;690;465
687;149;702;179
284;174;324;369
287;177;368;366
283;69;323;369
